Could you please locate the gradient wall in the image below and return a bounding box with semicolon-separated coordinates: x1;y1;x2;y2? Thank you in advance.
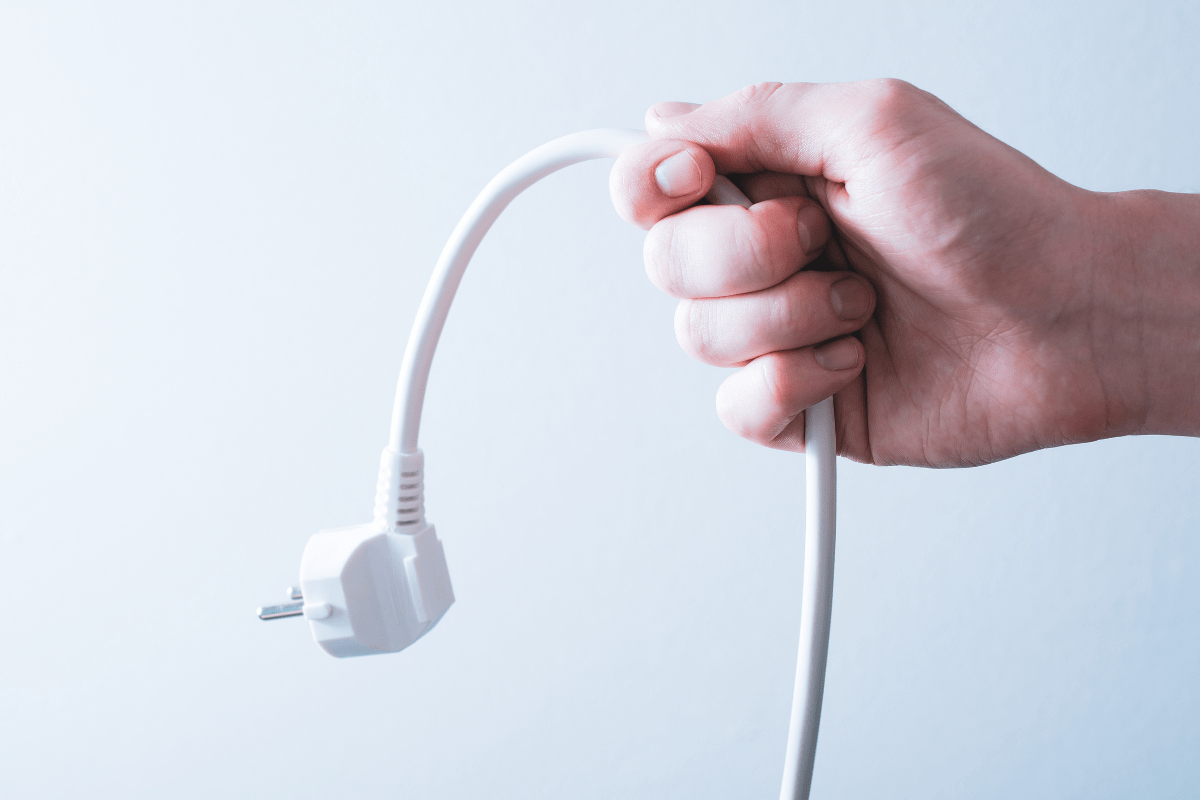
1;2;1197;797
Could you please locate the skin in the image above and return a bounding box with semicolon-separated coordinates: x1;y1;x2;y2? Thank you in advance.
609;80;1200;467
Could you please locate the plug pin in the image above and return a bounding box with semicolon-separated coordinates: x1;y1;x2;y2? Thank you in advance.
257;586;307;620
258;601;303;620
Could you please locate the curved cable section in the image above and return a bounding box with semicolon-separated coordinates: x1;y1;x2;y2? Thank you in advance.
389;128;652;455
386;128;837;800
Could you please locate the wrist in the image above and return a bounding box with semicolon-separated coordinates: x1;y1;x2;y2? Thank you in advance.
1087;189;1200;438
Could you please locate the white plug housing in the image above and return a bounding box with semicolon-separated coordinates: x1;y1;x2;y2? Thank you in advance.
293;449;454;658
297;520;454;658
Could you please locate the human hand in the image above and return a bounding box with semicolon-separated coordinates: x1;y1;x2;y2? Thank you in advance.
611;80;1200;467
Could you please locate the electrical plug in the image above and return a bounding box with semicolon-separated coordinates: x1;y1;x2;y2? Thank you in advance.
257;449;454;657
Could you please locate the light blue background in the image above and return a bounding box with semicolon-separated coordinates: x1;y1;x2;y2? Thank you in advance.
2;2;1198;798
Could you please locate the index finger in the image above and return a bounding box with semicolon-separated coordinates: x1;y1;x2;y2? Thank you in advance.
644;79;947;183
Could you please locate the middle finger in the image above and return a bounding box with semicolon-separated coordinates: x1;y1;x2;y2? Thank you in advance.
644;195;830;299
674;269;875;366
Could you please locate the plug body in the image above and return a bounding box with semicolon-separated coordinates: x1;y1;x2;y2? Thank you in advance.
298;521;454;658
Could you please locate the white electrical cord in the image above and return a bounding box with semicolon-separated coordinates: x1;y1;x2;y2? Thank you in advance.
784;394;836;800
391;129;837;800
389;128;652;454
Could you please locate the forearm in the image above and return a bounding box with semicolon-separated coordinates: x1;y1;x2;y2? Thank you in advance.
1096;190;1200;437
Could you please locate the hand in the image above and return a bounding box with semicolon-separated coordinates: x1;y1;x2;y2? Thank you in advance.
610;80;1200;467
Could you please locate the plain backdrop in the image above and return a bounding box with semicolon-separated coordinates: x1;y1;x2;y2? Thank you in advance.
1;1;1198;798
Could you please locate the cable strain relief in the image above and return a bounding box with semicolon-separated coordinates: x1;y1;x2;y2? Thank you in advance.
373;448;425;531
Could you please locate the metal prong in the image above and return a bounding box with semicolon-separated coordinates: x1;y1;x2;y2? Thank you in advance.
287;586;303;601
258;601;304;620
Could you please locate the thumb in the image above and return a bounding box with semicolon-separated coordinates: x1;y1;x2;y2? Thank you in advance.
646;80;936;185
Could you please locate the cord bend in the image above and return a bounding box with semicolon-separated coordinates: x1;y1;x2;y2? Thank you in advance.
388;128;650;455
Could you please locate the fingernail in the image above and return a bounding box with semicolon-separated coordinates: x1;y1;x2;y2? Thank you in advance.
655;151;703;198
652;101;700;118
796;205;827;254
829;278;872;321
813;338;860;371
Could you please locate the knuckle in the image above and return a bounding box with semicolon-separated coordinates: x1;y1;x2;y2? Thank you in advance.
764;289;794;339
866;77;916;106
859;78;918;122
610;191;644;228
674;300;709;360
642;227;666;288
643;222;684;295
727;415;760;443
739;203;797;286
714;385;745;438
715;386;758;442
733;211;775;285
663;223;691;296
735;81;785;109
735;83;788;172
756;354;793;415
607;154;640;225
